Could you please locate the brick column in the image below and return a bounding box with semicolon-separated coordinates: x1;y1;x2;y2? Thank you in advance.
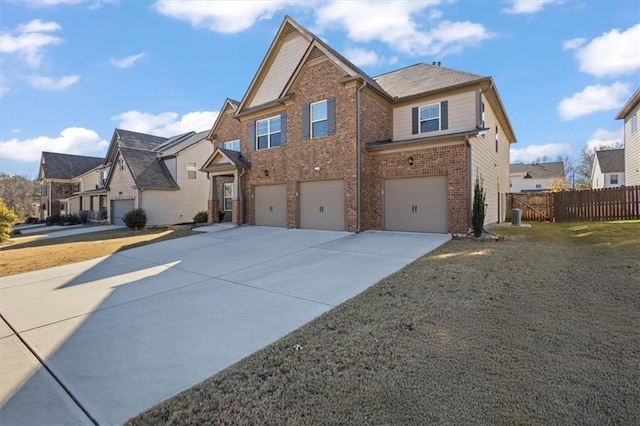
208;175;219;224
231;200;240;226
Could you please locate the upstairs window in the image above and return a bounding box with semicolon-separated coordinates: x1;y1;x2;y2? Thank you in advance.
187;162;197;179
495;126;499;152
223;139;240;151
412;101;448;135
256;116;281;149
610;174;619;185
311;100;328;138
302;98;335;140
632;114;637;134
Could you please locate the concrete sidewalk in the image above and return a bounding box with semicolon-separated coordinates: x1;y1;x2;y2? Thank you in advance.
0;227;450;425
14;224;125;240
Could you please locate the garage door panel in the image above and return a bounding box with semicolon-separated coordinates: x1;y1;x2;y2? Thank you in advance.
385;176;448;233
300;180;344;231
255;185;287;227
111;199;135;226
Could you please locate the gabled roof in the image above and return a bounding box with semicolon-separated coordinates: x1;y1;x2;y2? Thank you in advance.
39;152;104;180
159;130;209;157
114;129;167;150
153;132;195;153
595;149;625;173
201;148;251;173
510;162;564;179
207;99;240;140
373;63;485;99
616;87;640;120
119;147;179;190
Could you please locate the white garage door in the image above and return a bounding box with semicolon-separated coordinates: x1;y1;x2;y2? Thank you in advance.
255;185;287;227
385;176;448;233
111;199;135;226
299;180;344;231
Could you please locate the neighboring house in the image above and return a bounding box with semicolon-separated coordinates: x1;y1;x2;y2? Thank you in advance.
509;162;565;193
616;87;640;186
104;129;210;226
37;152;104;220
592;149;625;189
201;16;516;234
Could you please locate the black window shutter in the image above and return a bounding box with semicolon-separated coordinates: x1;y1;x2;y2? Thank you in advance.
327;97;336;135
302;103;310;140
281;113;287;145
412;107;419;134
440;101;448;130
249;121;255;151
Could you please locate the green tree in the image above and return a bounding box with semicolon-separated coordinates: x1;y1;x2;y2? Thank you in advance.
471;174;485;238
0;198;18;242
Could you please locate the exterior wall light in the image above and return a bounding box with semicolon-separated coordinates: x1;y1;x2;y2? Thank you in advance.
263;169;269;177
408;156;414;166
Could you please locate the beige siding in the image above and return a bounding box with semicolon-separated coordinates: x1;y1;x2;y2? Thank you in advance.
470;94;510;225
108;153;138;222
509;176;555;193
68;197;80;214
78;170;101;192
393;90;476;141
624;105;640;186
140;140;210;226
250;33;310;108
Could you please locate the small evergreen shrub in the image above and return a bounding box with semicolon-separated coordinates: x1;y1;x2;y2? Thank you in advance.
66;213;80;225
100;209;108;220
46;214;65;226
79;210;90;224
193;210;208;223
123;208;147;230
471;173;486;238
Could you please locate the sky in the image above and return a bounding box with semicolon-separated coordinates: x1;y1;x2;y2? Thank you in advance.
1;0;639;179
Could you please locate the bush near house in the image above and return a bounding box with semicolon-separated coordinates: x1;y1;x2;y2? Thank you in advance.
193;210;208;224
0;198;18;243
471;174;486;237
79;210;90;224
123;208;147;230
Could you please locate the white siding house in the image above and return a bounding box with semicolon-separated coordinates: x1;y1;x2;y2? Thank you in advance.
592;149;625;189
510;162;565;193
616;88;640;186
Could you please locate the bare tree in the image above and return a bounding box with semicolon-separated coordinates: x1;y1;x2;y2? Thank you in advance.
574;142;623;190
0;174;39;221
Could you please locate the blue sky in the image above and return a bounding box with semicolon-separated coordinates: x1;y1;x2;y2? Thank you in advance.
1;0;638;178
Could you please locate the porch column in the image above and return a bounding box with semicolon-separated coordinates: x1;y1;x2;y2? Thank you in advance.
208;175;219;224
231;171;240;226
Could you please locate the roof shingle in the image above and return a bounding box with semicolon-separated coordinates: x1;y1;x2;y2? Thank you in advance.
40;152;104;180
119;148;179;190
510;162;564;179
595;149;625;173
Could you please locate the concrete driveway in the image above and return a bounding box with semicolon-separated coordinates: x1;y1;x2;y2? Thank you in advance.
0;226;449;425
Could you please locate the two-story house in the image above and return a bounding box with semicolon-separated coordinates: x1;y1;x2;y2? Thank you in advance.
509;162;565;193
201;16;516;234
592;149;625;189
104;129;210;226
616;88;639;186
37;152;104;220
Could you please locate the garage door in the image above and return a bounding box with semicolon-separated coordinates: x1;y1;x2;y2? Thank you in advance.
111;199;135;226
385;176;448;233
299;180;344;231
255;184;287;227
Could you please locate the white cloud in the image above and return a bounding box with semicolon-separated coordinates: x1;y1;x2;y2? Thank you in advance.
562;37;586;50
586;128;624;151
510;143;572;163
344;48;381;67
566;23;640;77
0;19;62;67
152;0;295;33
112;110;219;136
501;0;559;14
0;127;107;162
27;74;80;90
557;82;631;121
0;86;8;97
110;53;146;69
314;1;491;56
428;9;443;20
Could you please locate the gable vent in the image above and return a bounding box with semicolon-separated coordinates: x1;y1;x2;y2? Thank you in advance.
307;47;324;61
283;23;297;36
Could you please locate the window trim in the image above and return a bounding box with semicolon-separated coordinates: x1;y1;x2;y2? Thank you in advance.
186;161;197;180
610;174;619;185
419;103;441;134
310;99;328;139
255;115;282;150
223;183;233;211
223;139;240;151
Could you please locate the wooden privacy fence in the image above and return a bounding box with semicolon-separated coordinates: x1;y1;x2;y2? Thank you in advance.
506;186;640;222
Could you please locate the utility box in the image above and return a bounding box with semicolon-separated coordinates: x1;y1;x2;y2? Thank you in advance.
512;208;522;226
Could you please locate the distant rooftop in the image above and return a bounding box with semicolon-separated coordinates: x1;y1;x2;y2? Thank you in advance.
510;162;564;180
595;149;625;173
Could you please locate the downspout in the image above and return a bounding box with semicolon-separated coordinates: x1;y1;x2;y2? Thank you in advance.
466;135;472;229
238;168;246;225
356;79;367;233
48;181;52;217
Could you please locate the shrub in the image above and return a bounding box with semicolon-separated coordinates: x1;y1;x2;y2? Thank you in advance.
471;173;486;238
79;210;90;224
46;214;65;226
0;198;18;243
11;229;22;236
65;213;80;225
100;209;108;220
193;210;208;223
26;216;39;224
123;208;147;230
218;210;225;222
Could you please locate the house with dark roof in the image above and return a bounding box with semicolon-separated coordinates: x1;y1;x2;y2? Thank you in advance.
200;16;516;233
616;87;640;186
592;149;625;189
103;128;211;226
37;152;105;219
509;162;565;193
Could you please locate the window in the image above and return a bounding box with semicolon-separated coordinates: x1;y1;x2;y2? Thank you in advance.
610;174;619;185
256;116;281;149
482;102;486;128
535;182;542;189
223;139;240;151
223;183;233;211
632;114;637;134
495;126;499;152
101;170;108;186
187;162;197;179
311;100;328;138
419;104;440;133
120;158;125;170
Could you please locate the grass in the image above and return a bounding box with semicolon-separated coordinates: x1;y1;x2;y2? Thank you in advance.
128;221;640;425
0;227;199;277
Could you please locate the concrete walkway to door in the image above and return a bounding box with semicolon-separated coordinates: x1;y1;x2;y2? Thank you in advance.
0;227;450;425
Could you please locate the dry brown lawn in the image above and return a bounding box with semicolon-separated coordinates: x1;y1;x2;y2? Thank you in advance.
0;227;198;277
128;221;640;425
